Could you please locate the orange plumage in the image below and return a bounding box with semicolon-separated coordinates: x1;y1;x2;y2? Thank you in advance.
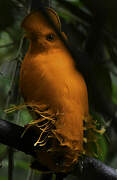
19;8;89;172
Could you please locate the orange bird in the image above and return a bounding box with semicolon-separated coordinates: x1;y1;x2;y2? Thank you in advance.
19;8;93;173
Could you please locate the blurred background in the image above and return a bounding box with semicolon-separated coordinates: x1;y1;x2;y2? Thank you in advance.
0;0;117;179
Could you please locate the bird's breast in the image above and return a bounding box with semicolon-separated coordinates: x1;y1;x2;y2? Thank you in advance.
20;50;88;115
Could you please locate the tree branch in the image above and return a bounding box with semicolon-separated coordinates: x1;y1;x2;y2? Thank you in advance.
0;118;35;155
0;118;117;180
75;156;117;180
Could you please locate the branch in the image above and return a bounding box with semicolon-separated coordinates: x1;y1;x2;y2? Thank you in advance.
0;118;117;180
75;157;117;180
0;118;35;155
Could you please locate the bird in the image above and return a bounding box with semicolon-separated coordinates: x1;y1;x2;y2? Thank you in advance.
18;7;103;173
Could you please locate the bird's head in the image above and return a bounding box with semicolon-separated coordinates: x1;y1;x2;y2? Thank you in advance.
21;8;66;53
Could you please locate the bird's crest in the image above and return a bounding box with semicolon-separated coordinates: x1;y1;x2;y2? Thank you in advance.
21;7;61;32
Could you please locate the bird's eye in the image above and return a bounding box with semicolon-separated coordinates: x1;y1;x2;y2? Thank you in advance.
46;33;55;42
